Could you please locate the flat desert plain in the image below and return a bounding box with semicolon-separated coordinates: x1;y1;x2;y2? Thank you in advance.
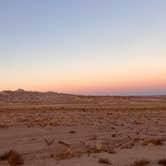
0;90;166;166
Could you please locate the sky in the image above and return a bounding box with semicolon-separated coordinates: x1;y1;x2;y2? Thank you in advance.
0;0;166;95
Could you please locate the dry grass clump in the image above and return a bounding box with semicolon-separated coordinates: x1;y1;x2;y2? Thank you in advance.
58;140;70;147
8;151;24;166
0;150;23;166
120;141;135;149
131;159;150;166
0;124;8;128
45;137;55;146
158;159;166;166
69;130;76;134
89;135;97;141
98;158;111;165
55;147;74;160
143;138;163;146
0;151;9;161
82;139;115;155
85;141;104;154
55;140;74;160
55;139;114;161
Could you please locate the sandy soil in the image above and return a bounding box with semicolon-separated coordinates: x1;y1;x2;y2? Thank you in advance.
0;91;166;166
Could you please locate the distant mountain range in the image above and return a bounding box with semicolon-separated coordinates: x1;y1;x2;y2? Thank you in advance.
0;89;77;104
0;89;166;105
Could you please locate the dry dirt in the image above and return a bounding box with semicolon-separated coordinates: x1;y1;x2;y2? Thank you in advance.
0;90;166;166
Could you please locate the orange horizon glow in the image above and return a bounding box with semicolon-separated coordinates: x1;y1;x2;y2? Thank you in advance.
1;69;166;95
1;63;166;92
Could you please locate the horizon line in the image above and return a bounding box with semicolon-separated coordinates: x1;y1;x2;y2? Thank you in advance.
1;88;166;97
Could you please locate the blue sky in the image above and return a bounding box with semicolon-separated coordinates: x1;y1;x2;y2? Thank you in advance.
0;0;166;95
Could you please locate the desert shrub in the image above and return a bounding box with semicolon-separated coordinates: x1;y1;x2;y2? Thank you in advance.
0;150;23;166
143;138;163;146
98;158;111;165
158;159;166;166
131;159;150;166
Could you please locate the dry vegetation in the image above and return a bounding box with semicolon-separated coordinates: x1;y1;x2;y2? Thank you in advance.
131;160;150;166
142;138;164;146
0;150;23;166
158;159;166;166
98;158;111;165
0;90;166;165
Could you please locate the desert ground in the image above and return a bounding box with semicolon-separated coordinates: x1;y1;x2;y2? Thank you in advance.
0;90;166;166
